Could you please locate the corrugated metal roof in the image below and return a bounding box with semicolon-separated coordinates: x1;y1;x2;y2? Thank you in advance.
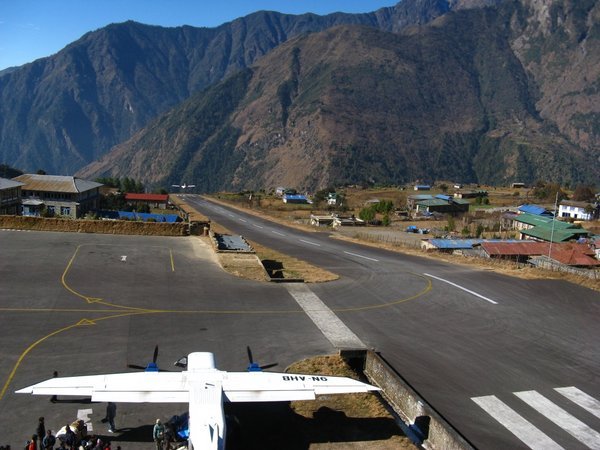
417;199;449;206
484;242;599;266
482;241;550;256
518;204;550;215
13;174;102;193
520;226;590;242
429;239;484;249
0;177;24;189
125;193;169;202
408;194;434;200
514;213;557;227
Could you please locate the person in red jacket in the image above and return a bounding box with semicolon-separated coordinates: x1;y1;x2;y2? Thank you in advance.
27;435;37;450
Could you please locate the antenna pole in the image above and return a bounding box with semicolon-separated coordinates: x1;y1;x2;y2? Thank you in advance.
548;191;558;258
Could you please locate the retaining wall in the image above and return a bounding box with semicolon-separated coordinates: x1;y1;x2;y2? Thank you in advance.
364;350;474;450
0;215;188;236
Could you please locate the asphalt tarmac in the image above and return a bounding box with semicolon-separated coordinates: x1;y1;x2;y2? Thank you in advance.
0;230;343;449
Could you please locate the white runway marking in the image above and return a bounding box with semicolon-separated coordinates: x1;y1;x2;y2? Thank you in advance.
286;284;365;349
253;224;264;229
556;387;600;420
424;273;497;304
299;239;320;247
515;390;600;448
271;230;286;236
343;251;378;262
120;255;127;262
472;395;563;450
78;409;94;432
239;218;247;222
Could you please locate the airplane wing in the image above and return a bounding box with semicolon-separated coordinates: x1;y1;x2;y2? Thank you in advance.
222;371;379;402
15;372;190;403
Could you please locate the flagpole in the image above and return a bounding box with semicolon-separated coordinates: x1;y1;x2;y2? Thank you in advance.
548;191;558;258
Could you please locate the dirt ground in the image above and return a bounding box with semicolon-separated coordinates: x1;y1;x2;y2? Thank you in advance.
226;355;416;450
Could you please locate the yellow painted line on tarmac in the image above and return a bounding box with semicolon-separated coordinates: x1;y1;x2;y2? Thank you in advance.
332;273;432;312
0;311;151;401
60;245;158;312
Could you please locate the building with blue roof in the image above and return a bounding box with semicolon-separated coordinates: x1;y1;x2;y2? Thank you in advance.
518;204;554;217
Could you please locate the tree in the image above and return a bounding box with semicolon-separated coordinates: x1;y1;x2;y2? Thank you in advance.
572;185;595;202
447;216;456;232
358;207;375;222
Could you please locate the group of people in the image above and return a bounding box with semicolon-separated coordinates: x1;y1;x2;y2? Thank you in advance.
20;414;183;450
23;417;120;450
152;419;182;450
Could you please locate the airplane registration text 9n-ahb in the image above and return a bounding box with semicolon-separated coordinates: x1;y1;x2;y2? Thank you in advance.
16;352;380;450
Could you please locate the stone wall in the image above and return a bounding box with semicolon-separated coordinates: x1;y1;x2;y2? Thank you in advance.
0;215;187;236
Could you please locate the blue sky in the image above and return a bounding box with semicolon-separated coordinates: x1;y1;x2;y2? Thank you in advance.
0;0;398;70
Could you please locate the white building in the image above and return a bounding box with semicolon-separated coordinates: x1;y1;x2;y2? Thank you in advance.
558;200;597;221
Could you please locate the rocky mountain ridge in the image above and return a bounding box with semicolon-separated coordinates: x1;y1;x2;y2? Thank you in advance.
78;2;599;191
1;0;598;191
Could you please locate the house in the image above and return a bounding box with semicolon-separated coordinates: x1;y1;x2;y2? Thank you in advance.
510;213;591;243
413;195;469;215
518;204;554;217
511;182;526;188
327;193;338;206
125;193;170;210
421;239;484;253
482;241;600;267
282;194;310;204
453;190;487;199
413;184;431;191
558;200;598;221
0;177;24;215
13;174;103;219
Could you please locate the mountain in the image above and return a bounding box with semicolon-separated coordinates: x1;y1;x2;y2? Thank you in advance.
0;0;473;175
77;1;599;191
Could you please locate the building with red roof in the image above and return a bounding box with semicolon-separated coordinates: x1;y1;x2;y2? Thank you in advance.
124;193;170;209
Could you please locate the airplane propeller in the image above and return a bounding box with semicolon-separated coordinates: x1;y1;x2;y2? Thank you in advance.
246;346;277;372
128;345;162;372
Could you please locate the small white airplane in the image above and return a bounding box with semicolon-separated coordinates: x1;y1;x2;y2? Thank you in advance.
171;183;196;189
16;351;380;450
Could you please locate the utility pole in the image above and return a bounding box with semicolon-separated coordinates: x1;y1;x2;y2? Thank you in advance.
548;191;559;259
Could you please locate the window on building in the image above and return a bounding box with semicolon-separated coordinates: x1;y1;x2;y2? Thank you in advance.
61;206;71;216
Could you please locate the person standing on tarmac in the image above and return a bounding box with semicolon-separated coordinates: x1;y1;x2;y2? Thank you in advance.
152;419;165;450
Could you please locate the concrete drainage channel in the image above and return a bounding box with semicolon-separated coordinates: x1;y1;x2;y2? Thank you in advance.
349;349;475;450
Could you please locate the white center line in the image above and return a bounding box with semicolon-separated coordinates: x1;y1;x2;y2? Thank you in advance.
343;251;379;262
271;231;286;236
253;224;264;229
299;239;320;247
424;273;497;305
239;218;247;223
